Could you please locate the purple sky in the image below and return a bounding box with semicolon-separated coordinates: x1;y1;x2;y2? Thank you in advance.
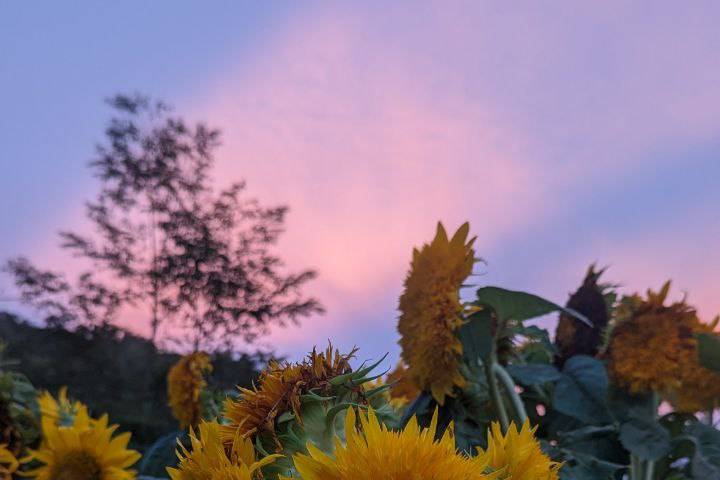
1;1;719;364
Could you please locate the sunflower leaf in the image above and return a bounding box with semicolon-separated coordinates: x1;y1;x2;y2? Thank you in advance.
474;286;591;326
553;355;611;424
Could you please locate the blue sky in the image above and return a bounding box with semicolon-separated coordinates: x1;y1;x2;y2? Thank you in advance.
1;1;719;364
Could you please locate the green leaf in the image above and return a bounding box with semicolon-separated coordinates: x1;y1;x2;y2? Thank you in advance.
559;451;626;480
697;333;720;373
685;422;720;478
606;386;654;424
458;309;494;363
553;356;611;424
506;363;561;385
474;286;591;325
619;416;671;461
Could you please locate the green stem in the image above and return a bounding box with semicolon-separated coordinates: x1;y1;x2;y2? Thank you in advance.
630;455;643;480
492;362;528;424
706;408;715;426
643;391;660;480
484;358;509;431
644;460;654;480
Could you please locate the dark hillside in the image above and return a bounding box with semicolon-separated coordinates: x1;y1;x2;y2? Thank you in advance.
0;312;260;449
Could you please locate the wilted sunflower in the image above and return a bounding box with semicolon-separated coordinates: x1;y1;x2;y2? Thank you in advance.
606;281;698;394
385;362;421;408
398;222;476;405
670;317;720;413
24;405;140;480
554;265;611;367
222;343;355;448
285;407;495;480
167;420;280;480
167;352;213;429
0;444;18;480
479;420;561;480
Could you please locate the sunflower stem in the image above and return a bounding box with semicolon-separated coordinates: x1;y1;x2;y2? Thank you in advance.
630;455;643;480
492;362;527;425
642;391;660;480
485;357;509;431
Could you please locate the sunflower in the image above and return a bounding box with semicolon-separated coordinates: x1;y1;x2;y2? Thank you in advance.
167;420;280;480
286;407;495;480
385;362;421;408
606;281;698;394
670;317;720;413
24;405;140;480
222;343;355;448
0;444;18;480
167;352;213;429
37;387;85;428
478;420;561;480
554;265;610;367
398;222;476;405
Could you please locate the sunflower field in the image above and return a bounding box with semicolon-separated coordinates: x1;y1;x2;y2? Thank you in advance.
1;222;719;480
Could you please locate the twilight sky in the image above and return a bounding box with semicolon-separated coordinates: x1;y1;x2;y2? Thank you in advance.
1;1;719;364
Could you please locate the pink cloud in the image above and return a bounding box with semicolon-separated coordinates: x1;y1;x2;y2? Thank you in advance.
188;10;550;357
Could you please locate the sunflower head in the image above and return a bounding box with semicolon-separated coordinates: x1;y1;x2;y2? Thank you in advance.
38;387;84;428
478;420;561;480
607;281;699;394
25;404;140;480
0;444;18;480
222;343;393;475
669;317;720;412
555;265;611;367
168;420;279;480
385;362;421;409
168;351;213;429
286;407;494;480
398;222;476;405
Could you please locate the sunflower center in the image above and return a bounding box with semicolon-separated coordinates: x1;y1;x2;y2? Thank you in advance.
49;450;103;480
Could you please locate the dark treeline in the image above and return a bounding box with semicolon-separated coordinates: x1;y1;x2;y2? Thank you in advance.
0;311;262;449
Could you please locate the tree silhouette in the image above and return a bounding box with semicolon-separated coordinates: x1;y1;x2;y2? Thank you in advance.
5;94;322;350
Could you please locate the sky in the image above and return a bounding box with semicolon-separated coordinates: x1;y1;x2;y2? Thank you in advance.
1;1;719;365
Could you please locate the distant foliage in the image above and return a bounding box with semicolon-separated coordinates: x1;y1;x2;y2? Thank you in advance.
0;312;260;449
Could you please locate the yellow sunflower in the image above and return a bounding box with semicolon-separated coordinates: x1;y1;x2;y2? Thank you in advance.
24;405;140;480
479;420;561;480
385;362;421;408
222;344;354;448
167;420;279;480
607;281;698;394
167;351;213;429
670;317;720;413
286;407;495;480
37;387;87;428
398;222;476;404
0;444;18;480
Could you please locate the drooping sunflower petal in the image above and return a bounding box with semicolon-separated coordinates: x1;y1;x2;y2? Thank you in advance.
0;444;18;480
